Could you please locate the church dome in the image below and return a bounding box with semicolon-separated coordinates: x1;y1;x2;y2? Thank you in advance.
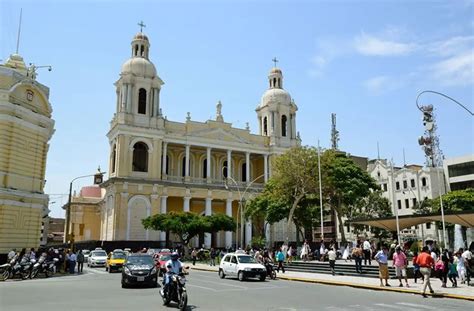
269;67;282;75
260;88;291;107
133;32;149;41
121;57;157;78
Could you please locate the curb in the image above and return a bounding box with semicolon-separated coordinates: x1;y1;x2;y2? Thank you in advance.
190;266;474;302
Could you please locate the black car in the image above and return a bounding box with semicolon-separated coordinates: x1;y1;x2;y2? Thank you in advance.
121;254;158;288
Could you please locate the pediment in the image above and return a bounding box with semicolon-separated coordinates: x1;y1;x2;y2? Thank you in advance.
188;127;251;144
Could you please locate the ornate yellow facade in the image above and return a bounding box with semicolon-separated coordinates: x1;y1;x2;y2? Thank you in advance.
101;31;299;248
0;54;55;254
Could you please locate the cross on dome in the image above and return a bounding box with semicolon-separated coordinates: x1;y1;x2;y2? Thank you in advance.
272;57;279;67
138;21;146;32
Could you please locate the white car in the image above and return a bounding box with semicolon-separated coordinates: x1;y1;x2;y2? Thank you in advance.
87;250;108;267
82;249;91;261
219;253;266;281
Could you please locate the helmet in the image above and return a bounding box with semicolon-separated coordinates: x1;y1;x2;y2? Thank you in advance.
171;252;179;261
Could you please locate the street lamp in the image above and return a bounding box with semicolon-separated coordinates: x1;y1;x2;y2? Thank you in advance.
223;170;265;249
389;160;401;245
65;167;105;250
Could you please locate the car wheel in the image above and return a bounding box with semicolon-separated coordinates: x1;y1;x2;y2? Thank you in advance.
238;271;245;282
121;283;127;289
259;274;266;282
219;269;225;279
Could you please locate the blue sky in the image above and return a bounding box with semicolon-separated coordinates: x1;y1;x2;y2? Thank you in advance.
1;0;473;217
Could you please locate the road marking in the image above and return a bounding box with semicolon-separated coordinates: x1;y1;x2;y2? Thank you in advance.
194;279;249;289
186;283;218;292
373;303;410;310
396;302;432;309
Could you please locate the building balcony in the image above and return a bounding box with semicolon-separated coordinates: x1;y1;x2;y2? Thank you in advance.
165;175;264;190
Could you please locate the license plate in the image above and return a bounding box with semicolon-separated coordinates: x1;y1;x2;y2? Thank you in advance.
137;276;145;281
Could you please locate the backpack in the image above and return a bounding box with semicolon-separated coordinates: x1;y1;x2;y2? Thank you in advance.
435;260;444;271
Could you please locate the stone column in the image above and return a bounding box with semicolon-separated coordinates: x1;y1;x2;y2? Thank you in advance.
292;114;296;139
227;150;232;179
225;195;233;248
264;154;268;182
185;145;191;181
270;111;275;135
245;152;250;183
183;196;191;212
122;84;128;112
160;195;168;242
162;142;168;179
153;88;159;117
205;191;212;248
258;116;262;135
127;84;133;113
206;147;211;183
245;219;252;247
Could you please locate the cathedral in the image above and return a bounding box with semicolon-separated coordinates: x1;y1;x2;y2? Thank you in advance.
100;30;299;248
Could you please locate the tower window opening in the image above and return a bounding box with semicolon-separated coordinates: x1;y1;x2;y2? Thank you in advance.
134;45;139;57
223;161;228;178
138;88;147;114
140;45;144;56
203;159;207;179
263;117;268;136
182;157;187;177
281;115;287;137
241;163;246;182
132;142;148;172
166;155;170;175
273;78;276;88
111;144;116;173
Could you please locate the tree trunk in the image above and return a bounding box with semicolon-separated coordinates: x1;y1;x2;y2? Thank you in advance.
286;193;305;244
335;208;346;244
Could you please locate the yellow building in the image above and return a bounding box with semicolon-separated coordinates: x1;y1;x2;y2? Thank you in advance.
101;31;299;248
0;54;55;254
66;186;103;242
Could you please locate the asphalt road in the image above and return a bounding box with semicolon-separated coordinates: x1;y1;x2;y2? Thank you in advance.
0;267;471;310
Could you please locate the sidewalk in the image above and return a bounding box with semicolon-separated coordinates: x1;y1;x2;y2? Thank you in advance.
187;262;474;301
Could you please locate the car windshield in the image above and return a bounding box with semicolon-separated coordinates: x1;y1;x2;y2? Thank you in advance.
112;252;126;259
92;251;107;257
82;250;90;255
160;255;171;261
237;255;257;264
127;256;154;266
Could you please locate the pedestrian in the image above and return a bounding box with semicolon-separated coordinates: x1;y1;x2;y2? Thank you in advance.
287;246;293;264
319;240;326;262
191;248;197;266
76;250;84;273
374;245;390;287
342;243;350;262
415;246;435;298
392;246;409;287
363;239;372;265
69;250;77;274
328;248;337;276
412;251;421;283
448;256;458;288
352;244;363;274
456;248;466;284
301;240;310;262
435;252;448;288
209;248;216;266
276;248;285;273
64;249;70;273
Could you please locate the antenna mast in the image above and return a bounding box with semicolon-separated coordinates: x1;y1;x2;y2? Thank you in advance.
330;113;339;150
16;8;23;54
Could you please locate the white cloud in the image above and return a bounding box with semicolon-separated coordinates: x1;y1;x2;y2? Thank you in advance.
428;36;474;57
363;75;407;95
354;32;417;56
308;38;350;77
430;51;474;86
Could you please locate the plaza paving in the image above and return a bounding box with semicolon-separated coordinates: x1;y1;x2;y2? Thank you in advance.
0;266;472;310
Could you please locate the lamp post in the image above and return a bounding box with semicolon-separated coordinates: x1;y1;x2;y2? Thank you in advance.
65;167;105;250
389;160;401;245
224;173;265;249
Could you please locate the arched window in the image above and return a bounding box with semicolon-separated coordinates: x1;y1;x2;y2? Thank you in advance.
111;144;116;173
140;45;144;56
166;155;170;175
281;115;287;137
263;117;268;136
138;88;147;114
241;163;246;182
223;161;228;178
203;159;207;178
134;45;139;57
132;142;148;172
182;157;187;177
273;78;276;88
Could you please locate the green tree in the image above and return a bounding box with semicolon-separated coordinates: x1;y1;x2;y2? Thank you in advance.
352;190;393;240
142;212;235;254
322;150;378;243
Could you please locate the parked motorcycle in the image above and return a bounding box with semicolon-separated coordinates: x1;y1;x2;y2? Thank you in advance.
0;256;31;280
31;254;58;279
160;272;188;311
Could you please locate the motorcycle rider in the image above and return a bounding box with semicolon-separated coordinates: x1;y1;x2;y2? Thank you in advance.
160;252;183;297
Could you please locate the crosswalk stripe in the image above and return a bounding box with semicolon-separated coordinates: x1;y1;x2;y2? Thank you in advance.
396;302;433;310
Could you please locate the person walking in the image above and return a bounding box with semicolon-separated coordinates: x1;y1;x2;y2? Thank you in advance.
301;241;310;262
319;240;326;262
76;250;84;273
363;239;372;265
209;248;216;266
328;248;337;276
448;255;458;287
412;251;421;283
191;248;197;266
415;246;435;297
276;249;285;273
287;246;293;264
342;243;350;262
69;251;77;274
352;244;363;274
392;246;409;287
374;245;390;287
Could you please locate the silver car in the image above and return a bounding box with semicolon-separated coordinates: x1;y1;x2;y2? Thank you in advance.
87;250;107;267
